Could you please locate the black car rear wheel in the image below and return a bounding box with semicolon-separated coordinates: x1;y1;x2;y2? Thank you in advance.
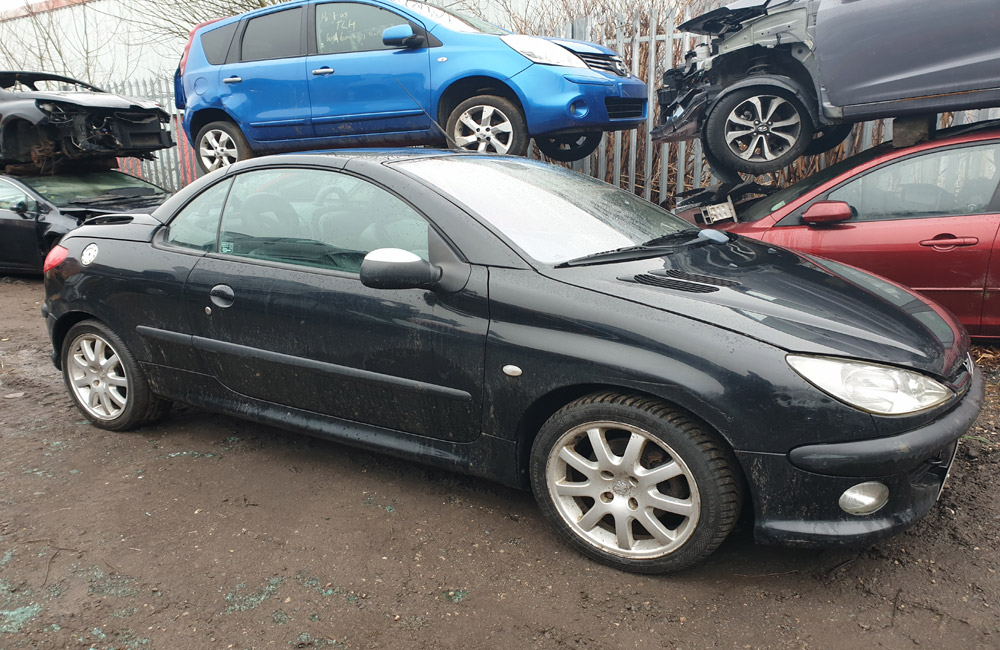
195;121;253;175
705;87;814;174
530;392;743;574
62;320;169;431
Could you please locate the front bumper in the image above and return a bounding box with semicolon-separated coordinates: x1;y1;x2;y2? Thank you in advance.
650;65;715;143
510;64;648;135
738;367;983;547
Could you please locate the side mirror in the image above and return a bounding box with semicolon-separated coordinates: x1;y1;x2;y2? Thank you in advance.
12;200;31;217
802;200;853;225
382;24;425;48
361;248;441;290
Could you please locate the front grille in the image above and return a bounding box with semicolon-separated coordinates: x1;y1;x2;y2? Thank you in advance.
577;53;630;77
630;274;719;293
605;98;645;120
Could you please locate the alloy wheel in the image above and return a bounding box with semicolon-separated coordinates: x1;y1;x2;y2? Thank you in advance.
66;333;129;421
451;105;515;154
723;94;803;163
546;420;701;558
199;129;239;171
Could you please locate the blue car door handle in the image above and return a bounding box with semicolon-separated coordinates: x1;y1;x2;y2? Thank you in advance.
223;76;242;84
210;284;235;308
312;67;335;76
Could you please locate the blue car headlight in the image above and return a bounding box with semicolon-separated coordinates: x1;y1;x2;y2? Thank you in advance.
501;35;587;68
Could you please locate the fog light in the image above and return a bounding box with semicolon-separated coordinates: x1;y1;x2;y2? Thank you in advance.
569;100;589;119
839;482;889;515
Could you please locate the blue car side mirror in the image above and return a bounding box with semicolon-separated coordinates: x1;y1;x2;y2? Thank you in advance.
382;24;424;48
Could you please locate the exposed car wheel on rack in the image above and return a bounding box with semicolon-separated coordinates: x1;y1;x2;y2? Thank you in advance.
705;87;814;175
195;120;253;175
530;392;743;574
62;320;170;431
536;132;602;162
804;124;854;156
445;95;528;156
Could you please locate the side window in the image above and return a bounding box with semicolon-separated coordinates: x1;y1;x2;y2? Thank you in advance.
316;3;415;55
241;8;303;62
165;178;232;251
828;143;1000;220
202;22;239;65
218;167;429;273
0;181;33;212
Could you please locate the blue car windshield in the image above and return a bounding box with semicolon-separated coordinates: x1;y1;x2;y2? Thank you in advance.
395;0;508;35
399;157;691;265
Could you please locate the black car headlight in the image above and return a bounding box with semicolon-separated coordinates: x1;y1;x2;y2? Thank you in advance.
787;355;952;415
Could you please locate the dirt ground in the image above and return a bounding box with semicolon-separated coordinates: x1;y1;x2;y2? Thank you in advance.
0;275;997;650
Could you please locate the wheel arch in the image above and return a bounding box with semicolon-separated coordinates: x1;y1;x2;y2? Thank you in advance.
50;311;98;370
514;382;744;489
435;75;526;129
187;108;239;147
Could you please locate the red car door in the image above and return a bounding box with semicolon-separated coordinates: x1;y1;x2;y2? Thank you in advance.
761;141;1000;335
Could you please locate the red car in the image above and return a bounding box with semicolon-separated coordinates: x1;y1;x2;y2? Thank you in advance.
714;125;1000;338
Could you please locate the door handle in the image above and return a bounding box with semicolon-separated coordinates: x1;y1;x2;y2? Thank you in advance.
209;284;235;308
919;236;979;248
223;76;242;84
311;67;334;76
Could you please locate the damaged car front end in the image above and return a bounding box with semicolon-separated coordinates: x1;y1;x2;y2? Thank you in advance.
0;72;173;173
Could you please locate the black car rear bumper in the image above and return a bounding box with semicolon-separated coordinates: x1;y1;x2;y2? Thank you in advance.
739;368;983;547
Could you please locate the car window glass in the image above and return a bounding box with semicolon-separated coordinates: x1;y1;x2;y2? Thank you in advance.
18;171;164;207
218;168;429;273
0;181;32;211
202;22;239;65
241;8;303;61
828;143;1000;220
165;178;233;251
316;3;414;54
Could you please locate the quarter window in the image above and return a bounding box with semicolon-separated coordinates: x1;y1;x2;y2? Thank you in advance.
315;3;415;55
217;168;430;273
241;8;303;62
828;143;1000;220
165;179;233;251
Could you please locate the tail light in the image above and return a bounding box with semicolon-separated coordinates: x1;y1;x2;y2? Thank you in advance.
178;19;223;76
43;245;69;273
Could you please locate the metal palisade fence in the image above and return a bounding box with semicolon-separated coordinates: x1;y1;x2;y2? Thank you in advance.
109;9;1000;198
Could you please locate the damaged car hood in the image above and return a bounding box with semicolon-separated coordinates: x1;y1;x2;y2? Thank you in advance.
30;90;165;114
678;0;775;36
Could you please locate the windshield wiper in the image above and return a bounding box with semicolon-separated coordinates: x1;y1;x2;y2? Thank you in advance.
556;229;730;268
68;190;164;206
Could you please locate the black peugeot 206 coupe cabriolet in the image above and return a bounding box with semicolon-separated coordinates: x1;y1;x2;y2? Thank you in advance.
42;151;982;573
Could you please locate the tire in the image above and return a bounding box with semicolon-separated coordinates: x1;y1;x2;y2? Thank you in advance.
530;392;743;574
195;120;253;175
445;95;528;156
803;123;853;157
536;132;602;162
704;86;814;175
62;320;170;431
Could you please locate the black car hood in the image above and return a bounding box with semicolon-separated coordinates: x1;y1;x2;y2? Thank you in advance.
544;236;967;380
29;90;166;115
679;0;772;36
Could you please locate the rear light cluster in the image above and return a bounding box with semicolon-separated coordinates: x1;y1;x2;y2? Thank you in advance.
43;245;68;273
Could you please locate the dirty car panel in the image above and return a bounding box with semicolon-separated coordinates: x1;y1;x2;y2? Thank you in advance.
0;72;173;172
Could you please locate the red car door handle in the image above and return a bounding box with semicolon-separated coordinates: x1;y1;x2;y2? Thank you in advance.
919;237;979;248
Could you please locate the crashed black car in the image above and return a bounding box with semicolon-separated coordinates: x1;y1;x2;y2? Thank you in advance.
0;169;168;273
0;71;173;173
652;0;1000;175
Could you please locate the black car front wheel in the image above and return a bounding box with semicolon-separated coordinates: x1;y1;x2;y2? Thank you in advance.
536;132;602;162
530;392;743;574
705;87;814;174
62;320;169;431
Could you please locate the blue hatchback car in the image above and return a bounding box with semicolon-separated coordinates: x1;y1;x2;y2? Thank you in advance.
176;0;647;173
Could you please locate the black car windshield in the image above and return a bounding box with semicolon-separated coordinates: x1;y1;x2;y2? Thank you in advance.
398;157;692;264
395;0;508;34
19;171;165;206
739;144;889;222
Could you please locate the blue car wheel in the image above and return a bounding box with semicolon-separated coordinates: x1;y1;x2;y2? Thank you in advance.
445;95;528;156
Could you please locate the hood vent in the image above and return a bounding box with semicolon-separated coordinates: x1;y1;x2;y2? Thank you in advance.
629;273;719;293
654;269;741;288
